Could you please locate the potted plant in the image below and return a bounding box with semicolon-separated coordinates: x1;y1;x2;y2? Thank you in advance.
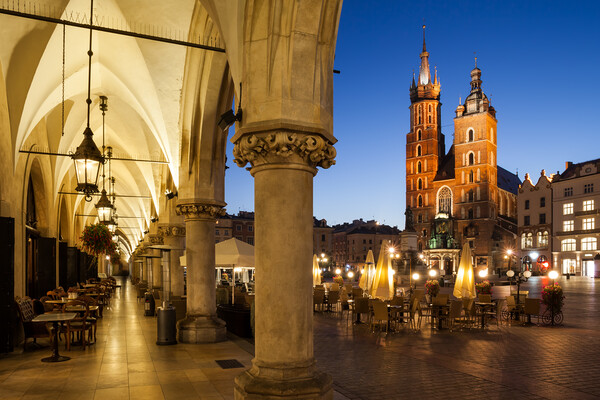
424;279;440;299
333;275;344;287
80;223;116;257
475;280;492;295
541;283;565;313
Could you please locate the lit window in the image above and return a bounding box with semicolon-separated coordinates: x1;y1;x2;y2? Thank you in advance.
563;221;574;232
582;237;597;251
563;203;573;215
584;183;594;194
521;233;526;249
583;200;594;211
561;239;576;251
525;233;533;248
582;218;595;230
537;231;549;247
564;187;573;197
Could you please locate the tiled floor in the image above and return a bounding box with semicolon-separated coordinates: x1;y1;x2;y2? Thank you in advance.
1;276;599;399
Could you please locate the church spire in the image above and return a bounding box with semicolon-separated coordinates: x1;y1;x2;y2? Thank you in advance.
419;25;431;85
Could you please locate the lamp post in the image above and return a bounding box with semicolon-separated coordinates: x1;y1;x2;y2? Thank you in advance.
506;269;532;319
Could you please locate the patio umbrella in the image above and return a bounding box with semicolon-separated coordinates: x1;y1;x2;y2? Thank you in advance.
359;250;375;291
453;242;476;299
370;244;394;300
312;254;321;287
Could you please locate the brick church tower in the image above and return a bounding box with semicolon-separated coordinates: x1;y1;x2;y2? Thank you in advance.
406;26;445;241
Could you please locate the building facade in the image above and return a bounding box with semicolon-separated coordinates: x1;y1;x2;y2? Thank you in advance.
517;171;553;272
406;28;520;274
332;220;400;268
552;160;600;277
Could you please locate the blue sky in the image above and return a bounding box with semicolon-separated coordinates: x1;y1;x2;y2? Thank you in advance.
224;1;600;229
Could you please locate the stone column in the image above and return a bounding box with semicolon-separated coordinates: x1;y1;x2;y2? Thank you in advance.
233;132;336;399
149;235;164;289
175;202;226;343
159;225;186;297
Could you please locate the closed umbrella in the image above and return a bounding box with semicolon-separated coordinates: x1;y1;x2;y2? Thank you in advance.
359;250;375;292
453;243;476;299
312;254;321;287
370;244;394;300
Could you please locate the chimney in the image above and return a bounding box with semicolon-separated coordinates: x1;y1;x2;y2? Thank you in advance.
565;161;572;169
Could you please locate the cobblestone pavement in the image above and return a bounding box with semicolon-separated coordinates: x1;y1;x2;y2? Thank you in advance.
314;276;600;400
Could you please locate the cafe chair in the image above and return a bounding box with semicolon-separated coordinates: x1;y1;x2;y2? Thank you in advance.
352;297;370;324
408;297;423;330
327;290;340;312
370;300;389;333
313;290;325;312
15;296;52;349
448;300;467;331
77;295;99;341
523;298;541;325
62;300;93;350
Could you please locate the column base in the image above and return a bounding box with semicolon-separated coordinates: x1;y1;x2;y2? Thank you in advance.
234;359;332;400
176;315;226;343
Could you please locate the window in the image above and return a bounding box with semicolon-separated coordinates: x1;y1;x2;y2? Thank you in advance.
236;225;242;231
468;152;474;165
468;208;474;219
422;229;427;237
563;220;574;232
418;195;423;207
224;230;229;235
584;183;594;194
564;187;573;197
417;161;422;173
417;129;422;141
583;200;595;211
583;218;595;230
428;114;432;124
523;232;533;248
417;214;423;223
321;234;325;241
537;231;549;247
525;200;530;210
468;190;474;202
582;237;597;251
467;129;474;142
540;197;545;207
563;203;573;215
469;170;474;183
248;225;253;232
418;106;422;124
247;237;254;245
437;187;452;214
539;213;546;224
417;145;422;157
521;233;526;249
369;239;372;244
561;239;576;251
363;239;366;244
524;215;530;226
216;229;220;235
418;179;422;190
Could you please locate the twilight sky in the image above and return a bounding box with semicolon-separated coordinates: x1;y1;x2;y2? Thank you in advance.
224;0;600;229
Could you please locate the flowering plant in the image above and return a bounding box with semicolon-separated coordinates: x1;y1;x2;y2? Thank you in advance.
475;280;492;295
424;279;440;297
541;283;565;311
80;223;116;256
333;275;344;286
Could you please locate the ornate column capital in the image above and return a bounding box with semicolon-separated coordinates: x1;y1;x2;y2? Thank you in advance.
233;130;336;173
175;201;226;221
158;225;187;237
148;234;164;245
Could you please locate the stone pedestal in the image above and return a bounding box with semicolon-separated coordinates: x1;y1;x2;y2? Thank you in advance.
232;131;335;400
175;202;226;343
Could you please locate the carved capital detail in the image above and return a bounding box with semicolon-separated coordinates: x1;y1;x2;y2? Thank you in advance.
148;234;164;245
158;225;187;237
175;203;226;221
233;131;336;170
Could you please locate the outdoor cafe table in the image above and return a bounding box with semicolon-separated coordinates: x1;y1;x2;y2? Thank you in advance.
31;313;77;362
430;303;450;330
475;302;496;329
45;299;68;305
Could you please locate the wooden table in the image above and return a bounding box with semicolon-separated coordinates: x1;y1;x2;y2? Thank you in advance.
31;313;77;362
475;302;495;329
45;299;68;305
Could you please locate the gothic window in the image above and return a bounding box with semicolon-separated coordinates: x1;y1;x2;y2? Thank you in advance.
469;170;474;183
418;195;423;207
417;161;422;173
468;208;474;219
417;145;422;157
468;190;474;202
417;214;423;223
418;179;422;190
437;187;452;215
468;152;474;165
417;129;422;141
418;106;422;124
477;169;481;182
467;129;474;142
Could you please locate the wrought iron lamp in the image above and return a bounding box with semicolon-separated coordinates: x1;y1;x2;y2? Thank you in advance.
71;0;103;201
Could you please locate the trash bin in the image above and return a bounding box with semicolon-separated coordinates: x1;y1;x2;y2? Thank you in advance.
156;304;177;345
566;273;570;280
438;277;444;287
144;291;155;316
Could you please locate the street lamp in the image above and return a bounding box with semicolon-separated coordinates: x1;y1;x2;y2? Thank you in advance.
428;269;437;278
548;270;559;284
506;269;532;314
411;272;420;292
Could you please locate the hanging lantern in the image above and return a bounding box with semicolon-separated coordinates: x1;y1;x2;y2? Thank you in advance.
95;189;113;223
72;127;104;200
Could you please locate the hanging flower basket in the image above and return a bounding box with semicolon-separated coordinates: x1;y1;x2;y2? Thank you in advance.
80;223;116;256
541;283;565;313
333;275;344;286
424;279;440;297
475;280;492;295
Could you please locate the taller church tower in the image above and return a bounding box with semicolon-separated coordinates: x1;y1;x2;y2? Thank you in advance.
406;26;445;241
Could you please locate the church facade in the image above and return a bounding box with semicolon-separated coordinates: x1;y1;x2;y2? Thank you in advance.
405;28;520;274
